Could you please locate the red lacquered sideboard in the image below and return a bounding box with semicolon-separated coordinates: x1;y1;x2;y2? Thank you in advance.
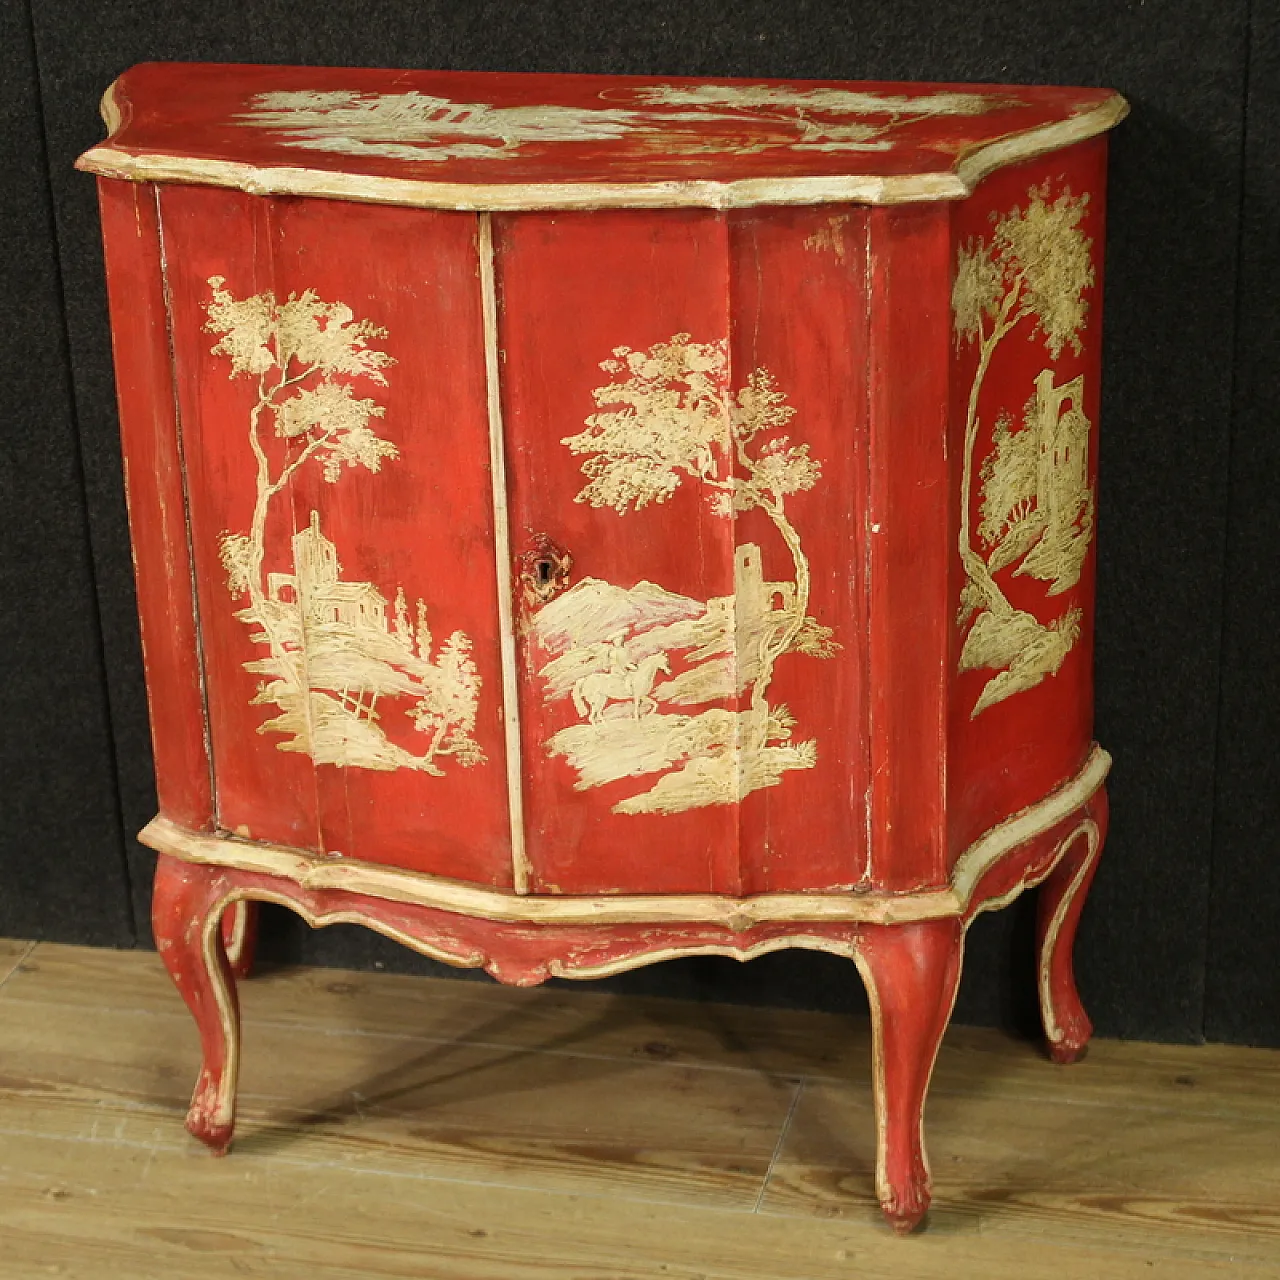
79;63;1125;1233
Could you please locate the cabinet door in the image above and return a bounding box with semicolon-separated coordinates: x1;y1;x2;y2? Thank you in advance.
497;207;871;895
158;187;515;886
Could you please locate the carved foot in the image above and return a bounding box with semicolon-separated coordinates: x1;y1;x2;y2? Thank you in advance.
855;918;965;1234
187;1064;237;1153
1037;788;1108;1065
881;1176;932;1236
152;854;242;1154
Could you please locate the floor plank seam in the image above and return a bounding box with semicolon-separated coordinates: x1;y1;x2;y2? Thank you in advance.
7;1017;1273;1125
0;941;39;995
6;1006;1278;1123
5;993;829;1082
4;1122;1272;1271
753;1076;805;1214
750;1199;1275;1266
0;1122;772;1218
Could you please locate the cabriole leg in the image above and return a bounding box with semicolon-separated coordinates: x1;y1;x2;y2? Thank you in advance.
855;917;965;1235
1037;787;1108;1064
151;854;242;1154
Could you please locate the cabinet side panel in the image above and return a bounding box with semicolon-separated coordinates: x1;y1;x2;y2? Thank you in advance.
728;207;871;893
97;178;213;833
947;140;1105;860
866;204;953;892
497;209;739;895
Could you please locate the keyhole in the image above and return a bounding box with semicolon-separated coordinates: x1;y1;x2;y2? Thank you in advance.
520;534;572;606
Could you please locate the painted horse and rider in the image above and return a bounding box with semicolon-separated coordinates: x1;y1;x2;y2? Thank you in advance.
570;632;671;724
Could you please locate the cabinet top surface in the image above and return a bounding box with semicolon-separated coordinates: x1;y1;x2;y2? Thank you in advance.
79;62;1126;210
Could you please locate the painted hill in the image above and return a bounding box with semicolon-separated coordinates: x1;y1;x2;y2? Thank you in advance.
531;577;705;656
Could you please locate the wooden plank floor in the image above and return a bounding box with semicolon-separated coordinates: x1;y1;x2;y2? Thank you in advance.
0;940;1277;1278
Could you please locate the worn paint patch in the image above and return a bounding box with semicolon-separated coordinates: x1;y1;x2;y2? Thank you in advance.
803;215;851;263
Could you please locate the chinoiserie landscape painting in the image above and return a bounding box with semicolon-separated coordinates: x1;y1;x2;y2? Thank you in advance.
204;277;485;774
236;83;1018;165
529;334;839;816
952;184;1097;716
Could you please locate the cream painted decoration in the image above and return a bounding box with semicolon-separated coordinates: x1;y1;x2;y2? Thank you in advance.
204;278;485;773
237;84;1013;164
532;334;839;815
952;184;1096;716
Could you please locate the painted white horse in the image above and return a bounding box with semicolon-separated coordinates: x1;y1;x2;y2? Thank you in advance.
572;652;671;724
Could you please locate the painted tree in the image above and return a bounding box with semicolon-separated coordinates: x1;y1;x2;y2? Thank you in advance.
561;333;836;752
204;278;483;772
951;184;1095;715
410;632;486;768
979;389;1094;593
206;275;397;635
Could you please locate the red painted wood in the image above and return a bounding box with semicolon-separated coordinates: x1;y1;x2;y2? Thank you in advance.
865;204;954;892
959;808;1096;929
148;851;868;1154
152;854;240;1153
147;777;1101;1212
90;64;1122;1238
946;140;1109;861
258;198;513;885
97;178;213;833
856;917;964;1234
728;206;872;894
1038;785;1108;1064
158;185;321;852
498;209;739;894
92;63;1117;190
500;208;874;894
156;186;513;883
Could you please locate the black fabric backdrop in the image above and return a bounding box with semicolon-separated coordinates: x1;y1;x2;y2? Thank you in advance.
2;0;1275;1046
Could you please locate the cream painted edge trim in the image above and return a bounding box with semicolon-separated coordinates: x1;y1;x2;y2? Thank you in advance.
207;881;861;983
141;744;1110;927
221;898;252;970
948;745;1108;909
209;886;488;975
99;82;124;135
77;93;1128;210
1037;818;1102;1046
197;893;240;1129
477;212;530;894
212;883;859;980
